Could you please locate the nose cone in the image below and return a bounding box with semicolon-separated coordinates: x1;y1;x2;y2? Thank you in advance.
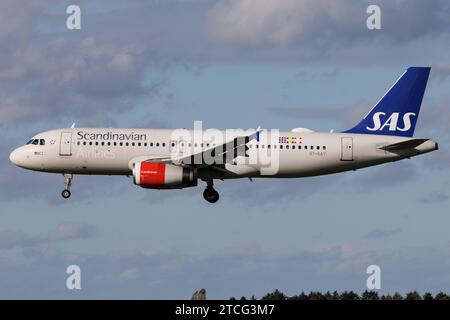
10;149;19;165
9;148;24;167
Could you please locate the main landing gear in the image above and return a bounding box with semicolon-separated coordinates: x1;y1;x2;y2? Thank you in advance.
203;179;219;203
61;173;73;199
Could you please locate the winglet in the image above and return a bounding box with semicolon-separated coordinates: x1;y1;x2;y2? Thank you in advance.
255;126;262;142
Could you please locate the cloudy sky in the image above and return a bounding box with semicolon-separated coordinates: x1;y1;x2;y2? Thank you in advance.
1;0;450;299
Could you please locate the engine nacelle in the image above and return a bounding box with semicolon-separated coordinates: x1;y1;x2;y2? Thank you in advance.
133;162;197;189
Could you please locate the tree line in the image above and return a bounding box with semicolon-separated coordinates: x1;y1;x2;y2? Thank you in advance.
230;289;450;300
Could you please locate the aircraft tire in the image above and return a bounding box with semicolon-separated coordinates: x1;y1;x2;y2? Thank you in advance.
61;189;71;199
203;188;219;203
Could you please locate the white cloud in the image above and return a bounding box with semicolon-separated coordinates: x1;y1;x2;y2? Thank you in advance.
205;0;450;50
45;222;97;242
205;0;361;47
0;222;97;250
365;228;402;239
119;268;140;281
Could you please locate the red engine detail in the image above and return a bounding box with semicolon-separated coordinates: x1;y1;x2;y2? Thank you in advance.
133;162;197;189
139;162;166;186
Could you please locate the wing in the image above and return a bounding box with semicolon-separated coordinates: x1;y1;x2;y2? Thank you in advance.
169;128;260;167
139;128;261;168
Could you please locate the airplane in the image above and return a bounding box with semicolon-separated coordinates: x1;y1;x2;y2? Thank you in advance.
9;67;438;203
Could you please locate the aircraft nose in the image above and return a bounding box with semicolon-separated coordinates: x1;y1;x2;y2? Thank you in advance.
9;148;22;166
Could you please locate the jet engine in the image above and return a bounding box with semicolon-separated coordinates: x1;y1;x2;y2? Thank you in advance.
133;162;197;189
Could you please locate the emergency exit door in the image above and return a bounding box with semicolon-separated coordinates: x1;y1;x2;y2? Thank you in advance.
341;137;353;161
59;132;73;156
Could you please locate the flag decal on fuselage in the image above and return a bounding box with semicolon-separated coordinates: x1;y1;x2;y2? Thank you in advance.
279;136;301;144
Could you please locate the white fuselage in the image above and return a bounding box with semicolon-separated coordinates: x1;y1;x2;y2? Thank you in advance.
9;128;437;179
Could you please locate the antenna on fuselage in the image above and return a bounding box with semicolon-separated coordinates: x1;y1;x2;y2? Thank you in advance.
70;122;76;128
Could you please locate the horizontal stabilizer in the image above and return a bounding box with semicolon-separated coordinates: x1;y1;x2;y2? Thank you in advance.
380;139;429;151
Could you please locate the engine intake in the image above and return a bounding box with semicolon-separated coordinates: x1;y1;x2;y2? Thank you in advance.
133;162;197;189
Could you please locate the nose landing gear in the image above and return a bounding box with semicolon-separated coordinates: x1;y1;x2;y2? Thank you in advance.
61;189;71;198
61;173;73;199
203;179;219;203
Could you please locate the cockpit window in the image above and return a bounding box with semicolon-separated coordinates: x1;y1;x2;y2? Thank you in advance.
27;139;45;145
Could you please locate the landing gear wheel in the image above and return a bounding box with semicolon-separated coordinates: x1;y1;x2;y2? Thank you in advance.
61;189;71;199
61;173;73;199
203;187;219;203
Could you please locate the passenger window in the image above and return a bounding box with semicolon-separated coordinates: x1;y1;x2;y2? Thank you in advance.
95;142;98;146
280;145;283;149
77;141;80;146
89;142;92;146
323;146;326;150
144;143;147;147
83;141;86;146
120;142;123;146
316;146;320;150
126;142;129;146
114;142;117;146
156;143;159;147
286;145;289;149
132;142;135;146
163;143;166;147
